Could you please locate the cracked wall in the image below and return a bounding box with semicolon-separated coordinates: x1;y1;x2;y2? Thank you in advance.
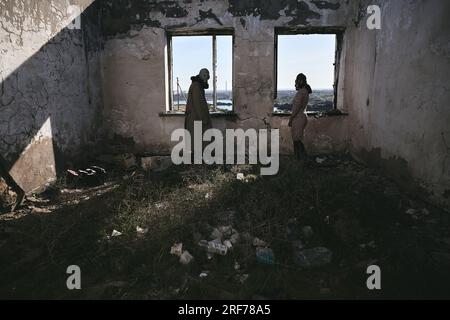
0;0;102;192
345;0;450;207
99;0;351;155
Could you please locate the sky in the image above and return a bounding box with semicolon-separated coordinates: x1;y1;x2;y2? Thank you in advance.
171;34;335;94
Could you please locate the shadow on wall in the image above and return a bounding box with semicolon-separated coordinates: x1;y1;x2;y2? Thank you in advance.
0;1;102;193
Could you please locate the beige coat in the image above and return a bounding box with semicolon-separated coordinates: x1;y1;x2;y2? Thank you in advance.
290;87;309;142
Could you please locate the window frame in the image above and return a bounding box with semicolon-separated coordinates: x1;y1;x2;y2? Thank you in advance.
274;27;345;112
166;29;234;112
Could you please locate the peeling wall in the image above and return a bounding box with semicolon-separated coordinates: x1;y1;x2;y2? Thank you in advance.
99;0;352;155
345;0;450;206
0;0;102;192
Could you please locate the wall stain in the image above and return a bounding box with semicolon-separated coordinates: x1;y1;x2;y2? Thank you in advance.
227;0;321;25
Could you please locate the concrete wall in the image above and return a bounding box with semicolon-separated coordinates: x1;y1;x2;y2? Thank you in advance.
99;0;353;155
345;0;450;206
0;0;102;192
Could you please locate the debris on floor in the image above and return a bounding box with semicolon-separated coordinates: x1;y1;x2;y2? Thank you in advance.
1;154;449;299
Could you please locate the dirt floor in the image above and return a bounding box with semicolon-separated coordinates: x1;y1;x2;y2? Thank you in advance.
1;154;450;299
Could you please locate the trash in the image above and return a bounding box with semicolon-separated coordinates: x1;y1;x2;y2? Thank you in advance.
253;237;267;247
301;226;314;240
179;250;194;265
315;157;326;164
111;230;122;238
256;247;275;265
294;247;332;268
236;173;245;181
234;261;241;270
136;226;148;235
205;192;212;199
141;156;172;172
198;240;228;255
223;240;233;250
199;271;209;279
170;243;183;257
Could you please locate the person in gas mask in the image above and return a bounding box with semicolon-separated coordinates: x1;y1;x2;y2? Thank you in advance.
184;68;212;161
288;73;312;163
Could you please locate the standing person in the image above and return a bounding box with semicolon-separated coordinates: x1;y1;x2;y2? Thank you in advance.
184;68;212;161
288;73;312;163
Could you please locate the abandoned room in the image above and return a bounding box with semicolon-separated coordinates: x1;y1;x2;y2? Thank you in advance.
0;0;449;300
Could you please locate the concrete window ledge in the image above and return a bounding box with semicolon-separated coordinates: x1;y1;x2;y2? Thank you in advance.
272;110;349;118
159;111;238;118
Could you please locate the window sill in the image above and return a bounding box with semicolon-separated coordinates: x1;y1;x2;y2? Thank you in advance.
159;111;238;118
272;109;349;118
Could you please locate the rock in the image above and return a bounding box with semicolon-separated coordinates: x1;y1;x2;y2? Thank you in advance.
179;250;194;265
253;237;267;247
141;156;172;172
170;243;183;257
294;247;332;268
256;247;275;265
136;226;148;235
223;240;233;250
236;173;245;181
301;226;314;240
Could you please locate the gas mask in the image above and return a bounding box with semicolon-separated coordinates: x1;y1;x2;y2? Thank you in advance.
199;68;210;82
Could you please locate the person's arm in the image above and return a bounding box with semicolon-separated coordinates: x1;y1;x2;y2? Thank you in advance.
191;83;211;126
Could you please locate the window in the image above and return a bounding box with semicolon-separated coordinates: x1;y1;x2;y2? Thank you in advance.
168;33;233;113
274;30;343;114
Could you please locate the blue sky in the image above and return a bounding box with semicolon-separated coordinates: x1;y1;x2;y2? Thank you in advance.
172;34;335;93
